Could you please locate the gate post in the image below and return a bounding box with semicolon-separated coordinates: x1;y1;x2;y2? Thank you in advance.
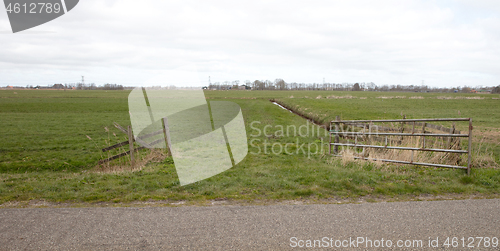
334;116;340;154
467;118;472;175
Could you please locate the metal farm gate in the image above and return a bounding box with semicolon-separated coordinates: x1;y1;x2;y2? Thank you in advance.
329;118;473;175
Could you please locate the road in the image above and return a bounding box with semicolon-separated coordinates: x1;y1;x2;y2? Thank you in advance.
1;199;499;250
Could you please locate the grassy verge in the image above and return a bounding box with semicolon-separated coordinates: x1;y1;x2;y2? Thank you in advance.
1;152;500;205
0;90;499;205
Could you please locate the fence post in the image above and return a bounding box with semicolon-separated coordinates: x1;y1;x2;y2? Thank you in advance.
448;122;455;149
411;121;415;163
366;121;373;157
329;121;332;154
128;125;135;167
334;116;340;154
162;117;172;156
400;115;406;141
468;118;472;175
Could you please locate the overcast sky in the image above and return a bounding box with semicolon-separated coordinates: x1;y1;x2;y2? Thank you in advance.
1;0;500;87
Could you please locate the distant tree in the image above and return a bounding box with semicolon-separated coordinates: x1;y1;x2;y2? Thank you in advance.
461;86;471;93
253;80;264;90
492;85;500;94
274;79;286;90
353;83;361;91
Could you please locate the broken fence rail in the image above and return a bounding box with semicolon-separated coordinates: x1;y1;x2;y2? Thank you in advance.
98;123;164;165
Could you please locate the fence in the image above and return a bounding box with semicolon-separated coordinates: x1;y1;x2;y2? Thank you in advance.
329;117;473;175
98;122;166;165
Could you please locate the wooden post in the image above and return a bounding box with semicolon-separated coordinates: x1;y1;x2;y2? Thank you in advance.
400;115;406;141
448;122;456;149
366;121;373;157
334;116;340;154
128;125;135;167
162;117;172;156
360;123;365;156
468;118;472;175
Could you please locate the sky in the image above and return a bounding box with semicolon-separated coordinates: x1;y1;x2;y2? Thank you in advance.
1;0;500;88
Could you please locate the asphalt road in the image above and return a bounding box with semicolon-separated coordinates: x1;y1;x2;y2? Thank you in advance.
0;199;499;250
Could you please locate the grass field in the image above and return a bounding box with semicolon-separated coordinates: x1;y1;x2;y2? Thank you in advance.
271;92;500;165
0;89;499;206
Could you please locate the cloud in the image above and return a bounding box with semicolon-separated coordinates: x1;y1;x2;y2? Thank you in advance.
0;0;499;87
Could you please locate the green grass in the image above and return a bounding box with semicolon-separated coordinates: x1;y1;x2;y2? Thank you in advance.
0;90;130;172
272;92;500;164
0;89;499;205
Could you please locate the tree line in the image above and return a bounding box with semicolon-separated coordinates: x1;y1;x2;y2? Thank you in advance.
24;83;125;90
208;79;499;93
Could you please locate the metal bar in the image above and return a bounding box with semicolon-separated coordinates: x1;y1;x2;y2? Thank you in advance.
333;155;467;169
468;118;472;175
331;118;470;123
331;143;468;153
346;123;399;132
330;132;468;137
347;122;460;134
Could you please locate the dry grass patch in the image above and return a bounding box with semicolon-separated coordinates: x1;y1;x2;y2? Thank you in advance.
326;95;355;99
92;149;170;174
335;125;498;170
